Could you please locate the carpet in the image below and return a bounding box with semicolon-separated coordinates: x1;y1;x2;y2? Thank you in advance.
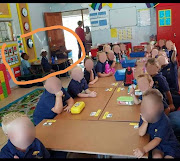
0;88;44;126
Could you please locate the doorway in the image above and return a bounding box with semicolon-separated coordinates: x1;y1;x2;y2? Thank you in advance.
62;9;91;63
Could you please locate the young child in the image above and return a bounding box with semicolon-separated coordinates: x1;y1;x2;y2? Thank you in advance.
33;76;74;125
0;112;50;158
21;53;36;75
84;57;98;85
151;48;159;58
41;49;55;73
157;54;179;92
145;58;176;112
130;74;170;115
103;44;111;54
95;51;113;77
67;66;97;98
165;40;177;63
112;44;121;62
145;44;152;58
158;39;167;51
133;89;180;158
119;43;127;56
107;50;116;68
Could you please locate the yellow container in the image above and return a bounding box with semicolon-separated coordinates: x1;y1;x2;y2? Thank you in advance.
0;71;5;82
0;94;4;100
71;101;85;114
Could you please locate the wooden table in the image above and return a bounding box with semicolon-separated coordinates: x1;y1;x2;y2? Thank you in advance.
99;85;140;122
55;87;116;121
36;119;149;158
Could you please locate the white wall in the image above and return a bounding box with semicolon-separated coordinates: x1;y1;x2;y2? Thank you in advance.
50;3;157;47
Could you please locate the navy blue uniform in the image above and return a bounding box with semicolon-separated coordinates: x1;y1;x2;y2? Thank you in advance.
84;68;97;84
108;60;114;66
161;62;179;92
0;138;50;158
33;87;71;125
67;78;89;98
41;57;52;73
95;61;106;74
139;113;180;158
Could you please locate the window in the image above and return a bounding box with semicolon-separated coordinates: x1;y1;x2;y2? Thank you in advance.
0;21;13;43
158;9;171;26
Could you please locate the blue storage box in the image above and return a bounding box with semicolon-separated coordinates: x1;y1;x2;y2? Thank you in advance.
130;52;145;57
114;69;126;81
121;59;137;68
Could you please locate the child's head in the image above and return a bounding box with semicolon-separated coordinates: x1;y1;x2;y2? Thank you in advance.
70;66;84;82
41;49;47;57
107;50;115;61
166;40;173;50
137;74;154;92
157;55;169;68
158;39;166;47
146;44;153;53
112;44;120;54
103;44;111;53
141;89;164;123
77;21;83;27
84;57;94;72
2;112;35;150
145;58;160;76
44;76;62;94
158;50;167;57
21;53;29;60
120;43;126;52
151;48;159;58
97;51;107;63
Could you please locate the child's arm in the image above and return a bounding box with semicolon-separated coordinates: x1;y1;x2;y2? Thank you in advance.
89;76;98;85
89;69;95;82
51;91;64;114
171;43;177;63
166;91;175;111
97;72;113;77
28;67;36;75
129;87;141;105
64;97;74;112
138;115;148;136
111;60;116;68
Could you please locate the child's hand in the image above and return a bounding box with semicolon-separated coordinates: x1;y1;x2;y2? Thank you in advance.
133;147;145;158
89;91;97;97
55;90;63;97
64;106;71;113
172;43;177;52
140;113;148;123
108;71;113;76
129;86;135;95
89;81;94;85
169;104;175;112
14;155;19;159
50;69;55;73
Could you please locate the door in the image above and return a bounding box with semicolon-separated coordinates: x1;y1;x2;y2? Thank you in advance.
156;3;180;64
44;12;65;48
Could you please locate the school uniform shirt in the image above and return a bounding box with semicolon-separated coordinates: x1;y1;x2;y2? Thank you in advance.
21;59;31;75
41;57;52;73
108;60;114;66
95;61;106;74
0;138;50;158
33;87;71;125
161;62;179;92
84;68;97;84
139;112;180;158
67;78;89;98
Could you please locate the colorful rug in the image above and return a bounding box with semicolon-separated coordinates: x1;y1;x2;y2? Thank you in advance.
0;88;44;126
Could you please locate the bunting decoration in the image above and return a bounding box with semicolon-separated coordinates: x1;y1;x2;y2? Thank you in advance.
146;3;159;8
89;3;113;11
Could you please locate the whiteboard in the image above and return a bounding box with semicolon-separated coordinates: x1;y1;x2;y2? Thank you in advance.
109;7;137;28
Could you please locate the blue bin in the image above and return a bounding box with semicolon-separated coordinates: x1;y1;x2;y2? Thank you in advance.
114;69;126;81
130;52;145;57
121;59;137;68
68;51;72;59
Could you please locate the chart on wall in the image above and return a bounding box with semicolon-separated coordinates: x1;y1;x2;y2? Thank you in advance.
89;9;109;31
137;8;151;26
118;27;132;40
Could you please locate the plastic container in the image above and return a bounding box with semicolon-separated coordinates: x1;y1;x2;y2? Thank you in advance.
121;59;137;68
130;52;145;58
117;96;134;105
114;69;126;81
71;101;85;114
90;48;98;57
51;56;55;64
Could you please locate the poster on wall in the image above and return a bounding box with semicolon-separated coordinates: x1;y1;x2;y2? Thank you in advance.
118;27;132;40
137;8;151;26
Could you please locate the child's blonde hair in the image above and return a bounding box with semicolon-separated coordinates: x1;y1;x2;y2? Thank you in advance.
145;58;160;68
103;44;110;52
137;73;153;84
2;112;27;134
97;51;106;61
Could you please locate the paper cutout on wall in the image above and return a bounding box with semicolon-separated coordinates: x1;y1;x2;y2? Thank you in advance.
110;28;117;38
118;27;132;40
89;3;113;11
137;9;151;26
102;3;113;8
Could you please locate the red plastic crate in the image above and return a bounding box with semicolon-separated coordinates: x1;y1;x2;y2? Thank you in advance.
91;48;98;58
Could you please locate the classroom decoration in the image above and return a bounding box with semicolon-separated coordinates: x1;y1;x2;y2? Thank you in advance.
137;9;151;26
16;3;37;62
0;64;11;101
117;96;134;105
16;35;25;55
124;67;134;86
0;3;11;18
158;9;171;26
146;3;159;8
0;43;21;68
71;102;85;114
0;88;44;125
110;28;117;38
118;27;132;40
89;3;113;11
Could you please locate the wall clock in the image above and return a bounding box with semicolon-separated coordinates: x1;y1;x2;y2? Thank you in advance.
24;22;29;31
27;38;33;48
21;8;28;17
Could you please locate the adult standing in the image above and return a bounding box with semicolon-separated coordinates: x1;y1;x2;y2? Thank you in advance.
75;21;86;59
85;26;92;56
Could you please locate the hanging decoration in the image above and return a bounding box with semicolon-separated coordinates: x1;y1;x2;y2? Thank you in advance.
89;3;113;11
146;3;159;8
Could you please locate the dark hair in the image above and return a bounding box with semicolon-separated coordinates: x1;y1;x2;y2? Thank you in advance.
78;21;83;26
21;53;27;59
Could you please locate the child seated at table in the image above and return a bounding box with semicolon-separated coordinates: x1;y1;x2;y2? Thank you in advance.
107;50;116;68
103;44;111;54
157;54;179;93
145;58;179;112
130;74;170;115
84;57;98;85
145;44;153;58
67;66;97;98
33;76;74;126
0;112;50;158
119;43;127;56
112;44;121;62
41;49;55;73
133;89;180;158
157;39;167;51
95;51;113;77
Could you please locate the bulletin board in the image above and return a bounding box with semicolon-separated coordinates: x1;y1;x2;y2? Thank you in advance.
16;3;37;63
0;3;12;18
0;43;21;68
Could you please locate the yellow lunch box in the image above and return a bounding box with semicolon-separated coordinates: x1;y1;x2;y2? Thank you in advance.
71;101;85;114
